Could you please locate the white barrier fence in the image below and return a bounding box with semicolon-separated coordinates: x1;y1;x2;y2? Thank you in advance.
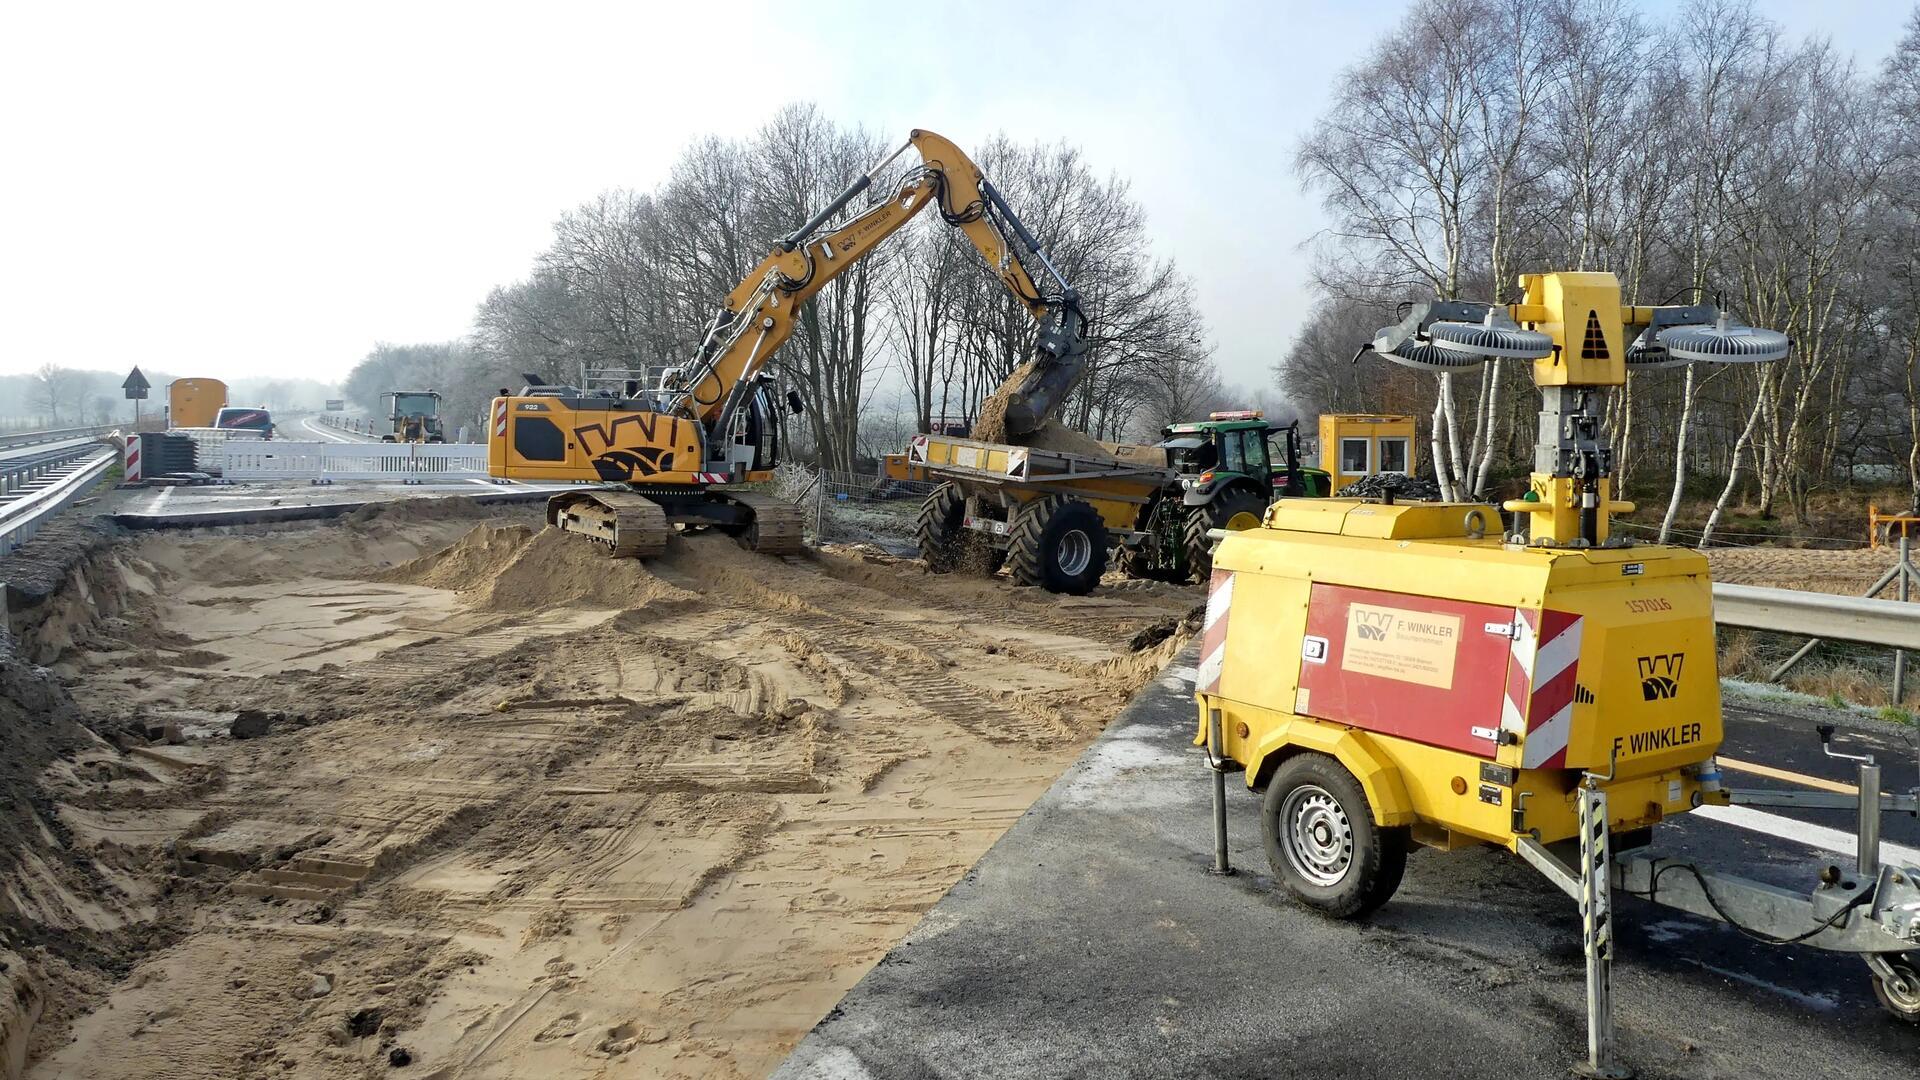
221;441;492;482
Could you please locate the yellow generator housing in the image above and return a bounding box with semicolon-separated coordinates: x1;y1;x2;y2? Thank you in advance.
1196;498;1720;851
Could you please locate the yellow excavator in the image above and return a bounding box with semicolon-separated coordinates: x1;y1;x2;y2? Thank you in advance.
486;129;1089;557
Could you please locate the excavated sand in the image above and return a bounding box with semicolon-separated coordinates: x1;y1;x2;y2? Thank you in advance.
7;505;1199;1080
970;359;1115;460
1704;546;1901;597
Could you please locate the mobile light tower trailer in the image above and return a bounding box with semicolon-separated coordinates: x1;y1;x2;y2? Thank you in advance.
1194;271;1920;1077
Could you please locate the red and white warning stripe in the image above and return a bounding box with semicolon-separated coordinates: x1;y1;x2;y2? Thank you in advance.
1196;570;1236;693
694;472;729;484
124;438;143;482
492;401;508;438
1503;608;1584;769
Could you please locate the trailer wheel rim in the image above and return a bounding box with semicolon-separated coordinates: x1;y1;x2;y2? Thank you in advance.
1056;528;1093;577
1280;784;1353;886
1882;961;1920;1013
1225;510;1262;531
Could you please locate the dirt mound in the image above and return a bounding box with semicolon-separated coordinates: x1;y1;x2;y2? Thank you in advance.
477;527;699;612
6;502;1198;1079
1705;546;1900;596
970;360;1114;461
342;495;512;528
376;523;535;591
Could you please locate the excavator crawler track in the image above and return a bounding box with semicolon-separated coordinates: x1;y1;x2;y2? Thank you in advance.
726;491;806;556
547;490;670;559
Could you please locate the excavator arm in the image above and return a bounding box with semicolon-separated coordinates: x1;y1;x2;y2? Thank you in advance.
671;129;1089;440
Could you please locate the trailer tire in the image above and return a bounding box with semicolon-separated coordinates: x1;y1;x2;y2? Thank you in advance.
1007;495;1108;595
1185;487;1267;581
1872;957;1920;1022
915;483;968;573
1262;752;1407;919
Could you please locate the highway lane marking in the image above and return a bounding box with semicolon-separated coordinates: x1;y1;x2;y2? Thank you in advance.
1692;803;1920;867
1717;756;1859;795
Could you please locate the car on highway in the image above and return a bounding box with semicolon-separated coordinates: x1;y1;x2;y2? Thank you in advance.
213;406;274;440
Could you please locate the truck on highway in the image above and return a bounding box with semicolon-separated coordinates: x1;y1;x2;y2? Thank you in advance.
167;378;227;429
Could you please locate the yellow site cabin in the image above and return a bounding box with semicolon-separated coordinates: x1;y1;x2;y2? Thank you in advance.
1318;413;1415;490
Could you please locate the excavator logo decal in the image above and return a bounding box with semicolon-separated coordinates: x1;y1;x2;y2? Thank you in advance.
572;414;679;480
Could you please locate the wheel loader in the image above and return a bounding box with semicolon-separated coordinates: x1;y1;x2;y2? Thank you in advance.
485;129;1089;557
381;390;445;444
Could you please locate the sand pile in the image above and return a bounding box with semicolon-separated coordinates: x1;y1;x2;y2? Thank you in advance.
970;359;1114;461
374;522;701;612
376;523;536;590
476;527;700;612
1705;546;1901;596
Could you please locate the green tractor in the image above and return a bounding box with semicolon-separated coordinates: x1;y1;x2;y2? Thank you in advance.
1121;412;1330;583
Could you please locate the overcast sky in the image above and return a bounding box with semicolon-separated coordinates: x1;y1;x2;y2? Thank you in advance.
0;0;1905;394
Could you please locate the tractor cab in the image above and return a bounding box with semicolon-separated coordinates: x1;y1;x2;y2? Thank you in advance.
1159;412;1331;503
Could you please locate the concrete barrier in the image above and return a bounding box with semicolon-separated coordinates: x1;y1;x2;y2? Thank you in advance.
220;441;490;482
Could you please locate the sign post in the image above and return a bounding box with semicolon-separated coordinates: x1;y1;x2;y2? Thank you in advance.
122;367;151;429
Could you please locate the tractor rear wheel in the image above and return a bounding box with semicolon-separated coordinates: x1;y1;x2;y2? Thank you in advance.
1262;753;1407;919
1184;487;1267;581
1007;495;1108;595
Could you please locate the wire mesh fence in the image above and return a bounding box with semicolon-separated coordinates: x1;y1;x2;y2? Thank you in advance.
805;468;935;554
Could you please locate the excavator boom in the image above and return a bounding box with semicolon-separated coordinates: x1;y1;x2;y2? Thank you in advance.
670;129;1086;439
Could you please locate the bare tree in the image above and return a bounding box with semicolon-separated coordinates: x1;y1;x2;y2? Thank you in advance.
32;363;82;425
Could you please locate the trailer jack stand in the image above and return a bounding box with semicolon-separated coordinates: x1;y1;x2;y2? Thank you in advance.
1206;708;1234;877
1573;785;1630;1079
1516;784;1630;1078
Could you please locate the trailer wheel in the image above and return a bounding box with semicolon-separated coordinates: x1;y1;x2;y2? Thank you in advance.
915;483;968;572
1872;956;1920;1022
914;483;1003;574
1007;495;1108;595
1185;487;1267;580
1262;753;1407;919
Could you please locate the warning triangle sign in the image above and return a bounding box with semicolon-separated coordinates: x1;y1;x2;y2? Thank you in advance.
1579;310;1609;360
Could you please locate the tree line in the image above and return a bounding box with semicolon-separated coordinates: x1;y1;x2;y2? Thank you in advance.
1280;0;1920;541
347;105;1217;470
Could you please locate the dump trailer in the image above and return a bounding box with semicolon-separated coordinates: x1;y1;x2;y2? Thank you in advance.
896;413;1331;592
901;433;1173;594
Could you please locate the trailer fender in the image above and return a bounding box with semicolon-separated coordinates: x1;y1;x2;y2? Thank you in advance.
1245;720;1415;827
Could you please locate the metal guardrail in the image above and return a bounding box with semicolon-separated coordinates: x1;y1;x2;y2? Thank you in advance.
1712;583;1920;651
0;445;116;554
1;443;99;496
0;423;121;453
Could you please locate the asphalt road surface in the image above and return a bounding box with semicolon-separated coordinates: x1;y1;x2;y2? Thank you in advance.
775;654;1920;1080
297;414;376;442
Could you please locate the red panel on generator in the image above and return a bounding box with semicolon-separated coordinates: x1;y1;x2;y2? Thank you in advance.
1296;583;1517;756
